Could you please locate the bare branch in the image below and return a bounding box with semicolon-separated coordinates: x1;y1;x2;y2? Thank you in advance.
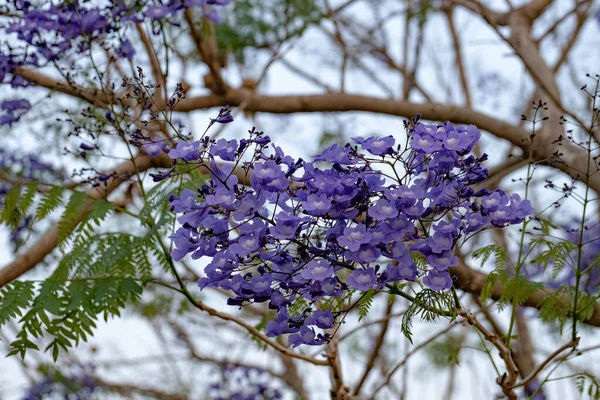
510;338;579;389
353;297;395;395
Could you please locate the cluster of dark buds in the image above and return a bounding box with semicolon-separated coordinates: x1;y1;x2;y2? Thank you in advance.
165;117;533;346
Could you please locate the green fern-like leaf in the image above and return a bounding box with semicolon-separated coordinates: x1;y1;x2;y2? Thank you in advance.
0;281;36;328
18;182;39;216
574;372;600;400
138;180;177;224
358;289;376;321
57;191;88;247
401;289;456;343
480;270;504;303
530;240;575;275
472;244;509;269
8;276;146;360
76;199;114;237
412;252;427;271
35;186;64;221
536;217;558;235
501;275;544;308
1;186;22;228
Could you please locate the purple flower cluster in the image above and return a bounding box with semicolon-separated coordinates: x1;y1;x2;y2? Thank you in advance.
166;120;533;346
0;1;230;90
0;99;31;126
207;365;283;400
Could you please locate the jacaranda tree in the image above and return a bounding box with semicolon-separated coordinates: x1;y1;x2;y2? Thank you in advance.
1;0;600;399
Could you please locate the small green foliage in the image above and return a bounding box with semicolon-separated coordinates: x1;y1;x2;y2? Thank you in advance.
472;244;509;269
321;290;353;313
216;0;322;63
411;252;427;271
287;297;309;318
251;313;271;351
57;190;88;247
539;288;571;330
0;185;22;228
0;281;36;328
480;269;504;303
5;277;144;360
501;275;544;308
536;217;558;235
358;289;376;321
18;182;39;216
2;227;154;360
426;333;463;368
137;293;171;319
139;179;179;225
401;289;456;343
530;240;575;277
76;199;114;237
576;372;600;399
35;186;64;221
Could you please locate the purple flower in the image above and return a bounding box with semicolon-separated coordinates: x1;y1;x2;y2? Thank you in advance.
142;140;167;156
443;130;471;152
428;232;455;254
150;168;174;182
387;262;417;282
170;229;199;261
338;224;372;251
211;106;234;124
271;212;303;240
426;250;458;271
368;198;399;220
1;99;31;111
251;160;289;192
288;326;326;347
228;232;261;257
314;144;356;164
411;132;442;153
433;219;461;236
210;138;238;161
205;187;235;210
266;309;302;336
301;259;334;281
353;135;395;156
163;120;532;346
116;39;135;60
169;189;200;212
247;274;272;296
423;270;453;291
146;6;171;20
464;212;490;233
481;191;506;211
169;140;200;161
306;310;335;329
347;268;377;291
387;184;424;200
509;194;534;221
302;193;331;216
